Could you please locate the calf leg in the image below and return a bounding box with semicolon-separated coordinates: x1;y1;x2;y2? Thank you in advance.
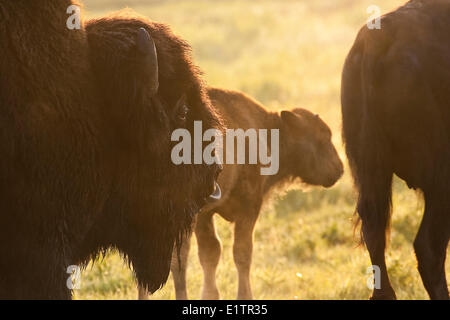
195;212;222;300
233;214;258;300
414;193;449;300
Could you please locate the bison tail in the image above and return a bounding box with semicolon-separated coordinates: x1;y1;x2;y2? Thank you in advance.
341;39;393;247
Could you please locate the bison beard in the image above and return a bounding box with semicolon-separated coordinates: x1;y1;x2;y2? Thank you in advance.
0;1;221;299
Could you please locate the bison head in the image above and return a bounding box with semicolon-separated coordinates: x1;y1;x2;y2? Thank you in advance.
280;109;343;188
81;13;223;293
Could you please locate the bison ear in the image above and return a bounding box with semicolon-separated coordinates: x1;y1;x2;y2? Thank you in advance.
137;27;159;96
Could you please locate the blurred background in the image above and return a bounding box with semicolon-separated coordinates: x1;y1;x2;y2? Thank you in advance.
76;0;449;299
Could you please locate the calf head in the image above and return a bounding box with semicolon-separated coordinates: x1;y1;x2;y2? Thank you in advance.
280;109;343;187
84;14;222;293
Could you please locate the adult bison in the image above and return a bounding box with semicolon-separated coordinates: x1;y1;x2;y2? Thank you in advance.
342;0;450;300
0;1;221;299
140;87;344;300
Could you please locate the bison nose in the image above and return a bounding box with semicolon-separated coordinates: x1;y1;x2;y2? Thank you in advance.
213;163;223;181
217;163;223;174
325;162;344;187
208;182;222;202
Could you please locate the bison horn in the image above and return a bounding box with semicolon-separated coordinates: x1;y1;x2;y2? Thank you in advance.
137;27;159;96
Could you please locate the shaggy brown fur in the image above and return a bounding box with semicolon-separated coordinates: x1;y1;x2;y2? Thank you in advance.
82;12;222;295
0;1;221;299
139;87;343;300
342;0;450;300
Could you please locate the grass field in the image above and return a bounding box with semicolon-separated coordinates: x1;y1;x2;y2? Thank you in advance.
74;0;449;300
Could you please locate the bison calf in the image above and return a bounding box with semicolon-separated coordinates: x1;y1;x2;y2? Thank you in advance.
139;87;343;300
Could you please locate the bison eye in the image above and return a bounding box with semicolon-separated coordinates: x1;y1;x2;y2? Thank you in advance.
174;95;189;123
177;103;189;122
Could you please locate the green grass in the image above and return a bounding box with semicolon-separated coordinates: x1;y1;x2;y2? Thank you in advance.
74;0;449;300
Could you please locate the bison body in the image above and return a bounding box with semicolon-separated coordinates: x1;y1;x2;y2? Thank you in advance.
342;0;450;299
0;0;106;299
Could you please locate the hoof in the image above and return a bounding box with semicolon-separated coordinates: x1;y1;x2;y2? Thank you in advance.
369;292;397;300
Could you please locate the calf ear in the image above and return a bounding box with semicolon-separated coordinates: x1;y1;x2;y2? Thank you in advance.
137;28;159;96
281;110;304;129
